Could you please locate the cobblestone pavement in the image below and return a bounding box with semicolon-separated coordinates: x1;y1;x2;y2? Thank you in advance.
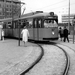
54;35;75;75
0;37;75;75
0;39;41;74
25;45;66;75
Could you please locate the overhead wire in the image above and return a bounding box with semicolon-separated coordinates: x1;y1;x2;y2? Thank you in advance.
35;0;68;10
24;0;68;12
35;0;75;13
23;0;75;14
48;2;75;13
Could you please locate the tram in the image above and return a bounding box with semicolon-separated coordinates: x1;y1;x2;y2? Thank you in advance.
2;12;59;41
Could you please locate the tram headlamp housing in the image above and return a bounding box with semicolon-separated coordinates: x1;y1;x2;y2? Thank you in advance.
52;29;55;35
52;31;55;35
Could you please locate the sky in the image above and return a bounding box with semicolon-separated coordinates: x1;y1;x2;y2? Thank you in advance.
20;0;75;22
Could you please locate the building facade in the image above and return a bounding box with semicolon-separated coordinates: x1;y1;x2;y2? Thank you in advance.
62;14;75;24
0;0;21;19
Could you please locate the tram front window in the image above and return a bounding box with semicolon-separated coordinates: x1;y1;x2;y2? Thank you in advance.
44;19;57;27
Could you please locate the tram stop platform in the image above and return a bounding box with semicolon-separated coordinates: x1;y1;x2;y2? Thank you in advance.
0;39;38;74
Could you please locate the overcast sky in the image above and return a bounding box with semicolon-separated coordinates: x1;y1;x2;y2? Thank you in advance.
20;0;75;22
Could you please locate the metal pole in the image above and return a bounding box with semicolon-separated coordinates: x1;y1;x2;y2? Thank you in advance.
68;0;70;30
73;17;75;44
12;0;13;36
18;2;21;46
18;18;20;46
73;24;74;44
4;0;6;18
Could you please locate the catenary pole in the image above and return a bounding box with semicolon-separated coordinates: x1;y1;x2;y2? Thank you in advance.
73;16;75;44
68;0;70;31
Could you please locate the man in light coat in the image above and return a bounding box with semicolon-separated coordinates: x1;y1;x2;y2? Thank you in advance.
21;26;29;46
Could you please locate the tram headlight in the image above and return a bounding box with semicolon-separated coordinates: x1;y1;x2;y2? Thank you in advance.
52;31;55;35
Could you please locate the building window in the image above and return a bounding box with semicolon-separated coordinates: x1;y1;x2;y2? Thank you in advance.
7;5;8;7
0;12;1;15
10;5;11;7
10;13;11;16
0;4;1;7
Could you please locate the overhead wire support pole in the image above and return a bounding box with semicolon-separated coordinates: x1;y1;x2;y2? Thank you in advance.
73;16;75;44
73;23;74;44
4;0;6;18
6;0;25;46
12;0;13;36
68;0;70;31
18;17;21;46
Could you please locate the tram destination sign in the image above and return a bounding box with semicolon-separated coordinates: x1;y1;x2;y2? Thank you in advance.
50;12;54;16
47;16;57;19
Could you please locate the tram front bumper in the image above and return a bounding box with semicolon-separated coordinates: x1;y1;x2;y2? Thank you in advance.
43;37;58;40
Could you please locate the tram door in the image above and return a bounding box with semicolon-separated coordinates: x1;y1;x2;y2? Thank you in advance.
33;18;42;40
33;18;38;40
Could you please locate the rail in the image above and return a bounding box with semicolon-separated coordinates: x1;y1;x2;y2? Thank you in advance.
20;44;44;75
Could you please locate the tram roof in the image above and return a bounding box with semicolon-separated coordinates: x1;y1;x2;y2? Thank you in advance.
15;12;58;20
0;18;12;22
0;12;58;22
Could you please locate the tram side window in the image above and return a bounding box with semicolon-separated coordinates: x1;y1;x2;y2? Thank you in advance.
6;22;12;29
33;19;43;28
3;22;6;28
38;20;42;28
21;19;33;28
21;22;26;28
25;21;33;28
28;21;33;28
26;22;29;28
33;20;37;28
13;21;18;29
34;20;37;28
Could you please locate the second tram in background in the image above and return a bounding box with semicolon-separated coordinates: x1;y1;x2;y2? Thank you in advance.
2;12;59;41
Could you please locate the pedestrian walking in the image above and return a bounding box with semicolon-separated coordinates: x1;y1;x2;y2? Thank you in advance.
1;28;4;41
63;26;69;42
21;26;30;46
59;27;63;41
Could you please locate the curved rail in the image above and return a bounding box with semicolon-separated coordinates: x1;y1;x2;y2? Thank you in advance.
35;41;70;75
58;43;75;53
54;44;70;75
20;44;44;75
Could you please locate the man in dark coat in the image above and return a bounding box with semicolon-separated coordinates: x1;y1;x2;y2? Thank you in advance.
59;27;63;41
63;26;69;42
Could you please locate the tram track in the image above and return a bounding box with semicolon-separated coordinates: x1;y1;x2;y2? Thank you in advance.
19;41;70;75
46;42;70;75
54;44;70;75
58;43;75;52
56;43;75;75
20;44;44;75
0;43;44;75
37;42;70;75
1;41;70;75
